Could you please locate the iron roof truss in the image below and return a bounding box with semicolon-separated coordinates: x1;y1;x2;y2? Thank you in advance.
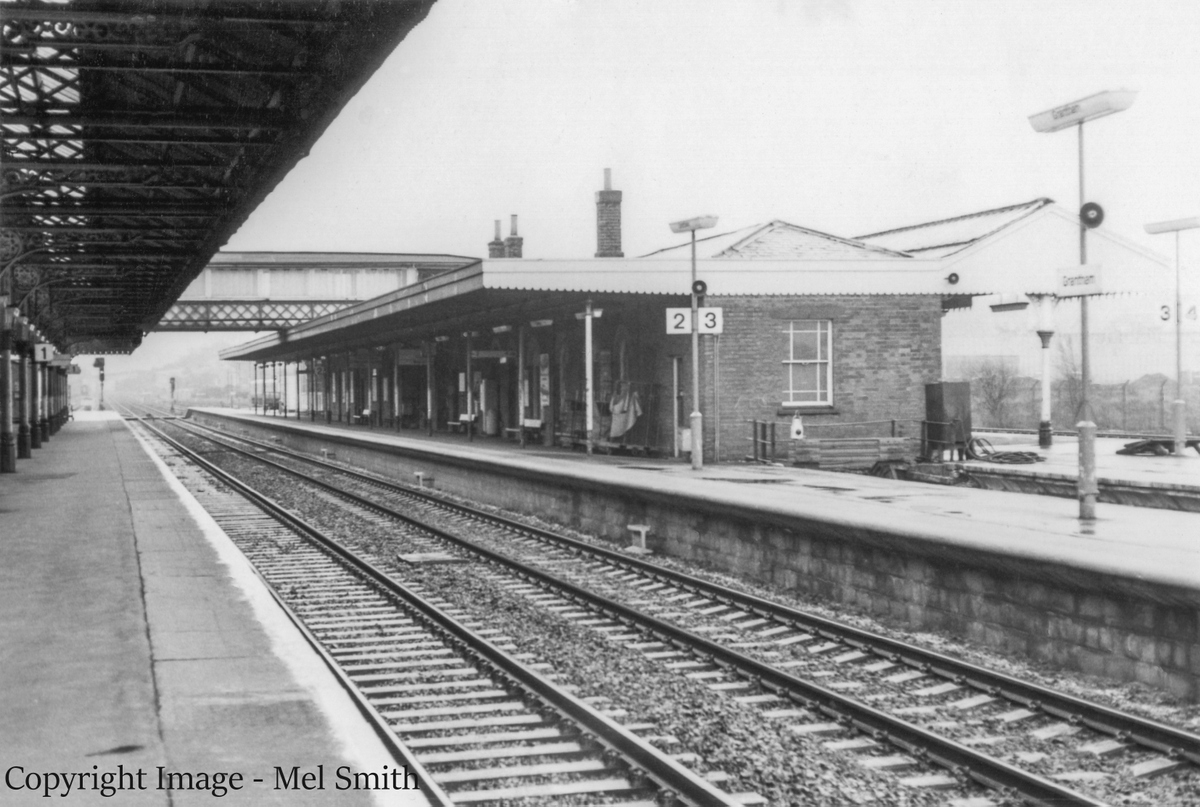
1;0;435;353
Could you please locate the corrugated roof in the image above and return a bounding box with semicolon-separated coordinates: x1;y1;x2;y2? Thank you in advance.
641;220;910;260
855;199;1054;257
220;254;953;362
483;258;946;296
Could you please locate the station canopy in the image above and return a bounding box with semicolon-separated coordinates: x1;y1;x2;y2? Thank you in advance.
1;0;435;354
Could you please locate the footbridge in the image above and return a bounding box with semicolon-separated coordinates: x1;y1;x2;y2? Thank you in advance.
156;252;477;331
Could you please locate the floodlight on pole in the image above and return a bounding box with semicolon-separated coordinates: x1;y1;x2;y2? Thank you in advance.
1029;89;1136;520
668;214;718;470
1145;215;1199;458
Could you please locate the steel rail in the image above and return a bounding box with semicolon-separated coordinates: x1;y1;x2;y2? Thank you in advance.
158;418;1113;807
120;410;456;807
174;415;1200;770
131;410;739;807
478;520;1200;766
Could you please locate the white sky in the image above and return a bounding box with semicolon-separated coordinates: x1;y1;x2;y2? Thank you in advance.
222;0;1200;260
100;0;1200;389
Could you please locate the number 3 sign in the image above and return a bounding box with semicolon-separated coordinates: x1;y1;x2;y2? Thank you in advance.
665;307;724;334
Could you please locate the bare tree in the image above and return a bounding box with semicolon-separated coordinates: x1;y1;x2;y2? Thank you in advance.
965;358;1020;428
1056;336;1083;427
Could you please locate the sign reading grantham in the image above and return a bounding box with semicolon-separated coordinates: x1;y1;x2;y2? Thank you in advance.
1057;264;1103;298
1028;90;1137;134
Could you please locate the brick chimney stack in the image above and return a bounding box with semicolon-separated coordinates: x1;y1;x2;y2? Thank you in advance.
488;219;505;258
504;214;523;258
595;168;623;258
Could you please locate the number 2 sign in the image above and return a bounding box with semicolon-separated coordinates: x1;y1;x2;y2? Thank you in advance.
665;307;724;334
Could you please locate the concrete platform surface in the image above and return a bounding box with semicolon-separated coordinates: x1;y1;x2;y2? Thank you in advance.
1;412;427;806
966;431;1200;492
197;409;1200;594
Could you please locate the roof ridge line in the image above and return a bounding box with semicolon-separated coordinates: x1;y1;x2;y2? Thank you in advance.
855;197;1054;240
638;223;761;257
718;219;913;259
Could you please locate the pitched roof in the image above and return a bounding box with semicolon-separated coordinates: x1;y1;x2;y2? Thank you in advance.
855;198;1054;258
641;220;911;260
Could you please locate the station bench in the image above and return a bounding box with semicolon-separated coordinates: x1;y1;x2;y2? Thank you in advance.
503;418;544;442
790;437;911;470
446;414;477;433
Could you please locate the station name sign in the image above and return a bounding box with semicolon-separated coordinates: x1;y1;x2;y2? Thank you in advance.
1057;264;1103;298
1028;90;1137;134
393;349;427;365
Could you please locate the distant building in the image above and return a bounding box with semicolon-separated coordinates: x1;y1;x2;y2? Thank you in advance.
222;175;947;461
856;198;1184;384
221;180;1182;453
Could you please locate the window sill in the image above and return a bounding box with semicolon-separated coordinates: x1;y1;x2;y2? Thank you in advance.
776;406;839;416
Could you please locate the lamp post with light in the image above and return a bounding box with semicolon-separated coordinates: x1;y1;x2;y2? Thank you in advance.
1029;89;1136;520
668;215;718;470
1144;215;1198;457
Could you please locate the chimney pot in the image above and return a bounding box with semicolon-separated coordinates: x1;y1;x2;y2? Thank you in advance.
595;168;623;258
488;219;505;259
504;214;523;258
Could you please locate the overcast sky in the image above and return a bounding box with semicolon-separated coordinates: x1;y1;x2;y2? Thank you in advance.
110;0;1199;386
223;0;1199;260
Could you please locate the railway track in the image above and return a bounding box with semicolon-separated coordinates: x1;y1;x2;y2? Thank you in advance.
121;405;747;806
123;404;1200;805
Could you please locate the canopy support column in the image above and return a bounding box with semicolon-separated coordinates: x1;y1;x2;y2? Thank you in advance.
517;324;526;449
17;343;32;458
1;301;16;473
465;332;474;441
426;342;435;437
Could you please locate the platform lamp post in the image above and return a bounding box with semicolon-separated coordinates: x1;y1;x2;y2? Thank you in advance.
1145;216;1199;457
668;215;718;470
1029;89;1136;520
93;356;105;411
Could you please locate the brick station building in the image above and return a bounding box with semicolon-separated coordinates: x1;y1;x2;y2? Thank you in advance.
221;174;958;462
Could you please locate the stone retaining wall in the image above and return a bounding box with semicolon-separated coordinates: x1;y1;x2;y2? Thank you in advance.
191;410;1200;700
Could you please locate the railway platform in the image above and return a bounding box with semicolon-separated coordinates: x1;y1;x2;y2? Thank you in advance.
961;431;1200;511
190;409;1199;585
189;408;1200;701
0;412;427;806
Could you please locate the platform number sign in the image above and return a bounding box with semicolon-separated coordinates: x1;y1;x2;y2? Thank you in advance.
697;308;723;333
665;307;724;334
666;308;691;334
1161;303;1198;322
